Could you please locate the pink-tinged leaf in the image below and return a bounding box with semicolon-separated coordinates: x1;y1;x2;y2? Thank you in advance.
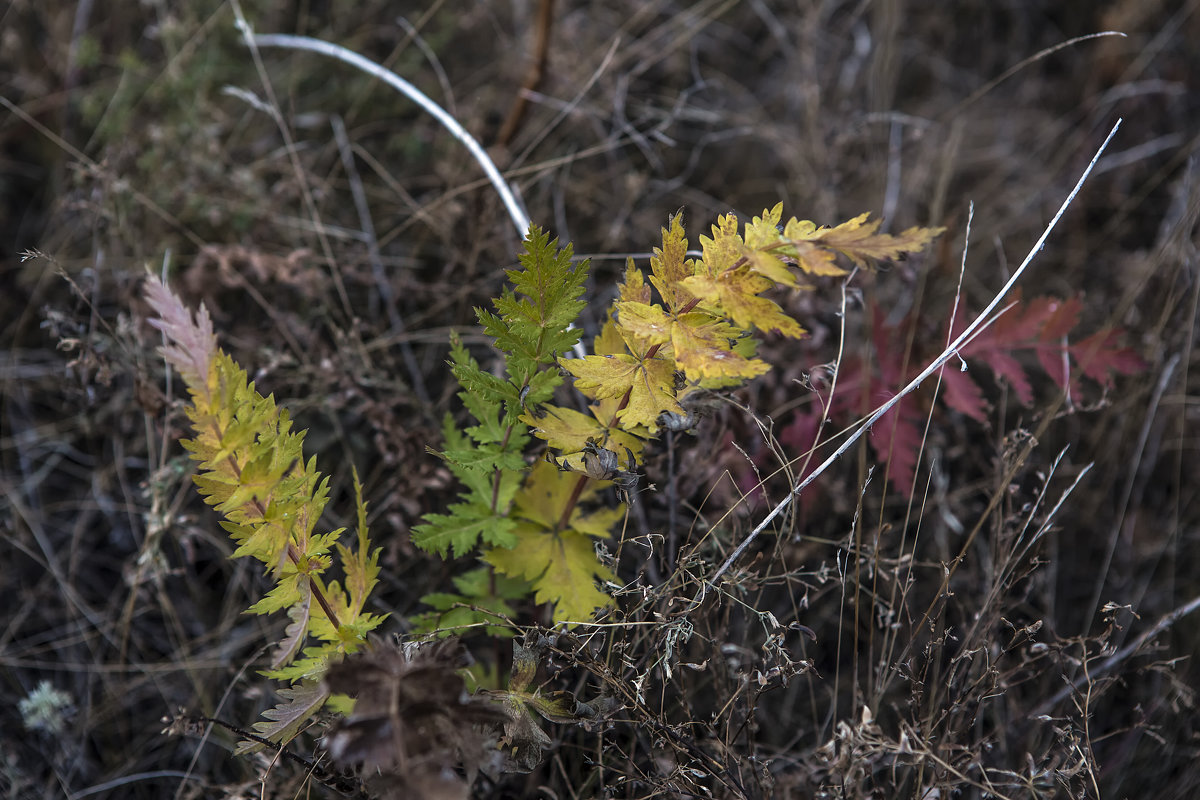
837;292;1146;499
985;350;1034;406
833;350;926;498
1004;294;1059;338
1037;347;1073;395
778;410;822;475
1033;297;1082;391
777;409;825;512
868;392;924;498
952;294;1061;406
142;276;217;390
1038;296;1083;340
939;366;989;423
952;304;1032;405
1071;329;1146;386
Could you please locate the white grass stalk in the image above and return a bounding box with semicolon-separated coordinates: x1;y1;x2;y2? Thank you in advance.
240;29;531;239
231;18;602;358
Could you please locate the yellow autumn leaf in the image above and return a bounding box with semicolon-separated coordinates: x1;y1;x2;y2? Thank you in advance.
508;460;587;529
561;354;683;429
593;318;626;356
619;259;652;304
521;405;601;453
562;355;639;400
681;272;807;339
697;213;743;276
741;246;799;288
590;399;651;438
672;312;770;381
768;217;846;277
570;503;624;539
614;300;672;347
741;204;800;288
743;203;784;250
784;213;944;271
483;461;621;622
485;523;614;623
648;214;696;312
521;404;644;459
507;461;618;535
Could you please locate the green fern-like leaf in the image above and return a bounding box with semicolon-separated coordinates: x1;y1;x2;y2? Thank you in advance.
144;275;386;748
414;227;601;624
483;225;588;399
412;566;525;637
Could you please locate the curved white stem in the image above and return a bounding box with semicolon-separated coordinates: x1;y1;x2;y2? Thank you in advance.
244;30;532;238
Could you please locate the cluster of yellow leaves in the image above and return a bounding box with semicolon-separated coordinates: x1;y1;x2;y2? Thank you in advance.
425;209;939;627
532;205;942;470
485;461;623;621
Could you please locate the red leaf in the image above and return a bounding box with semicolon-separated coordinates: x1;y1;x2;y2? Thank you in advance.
820;293;1146;499
939;365;989;423
954;295;1041;406
1070;329;1146;386
952;292;1080;405
1032;296;1082;392
983;349;1033;406
1039;295;1083;340
868;390;924;498
833;340;926;497
776;409;825;511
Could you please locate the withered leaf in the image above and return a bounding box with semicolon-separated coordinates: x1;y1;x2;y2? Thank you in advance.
322;638;507;795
